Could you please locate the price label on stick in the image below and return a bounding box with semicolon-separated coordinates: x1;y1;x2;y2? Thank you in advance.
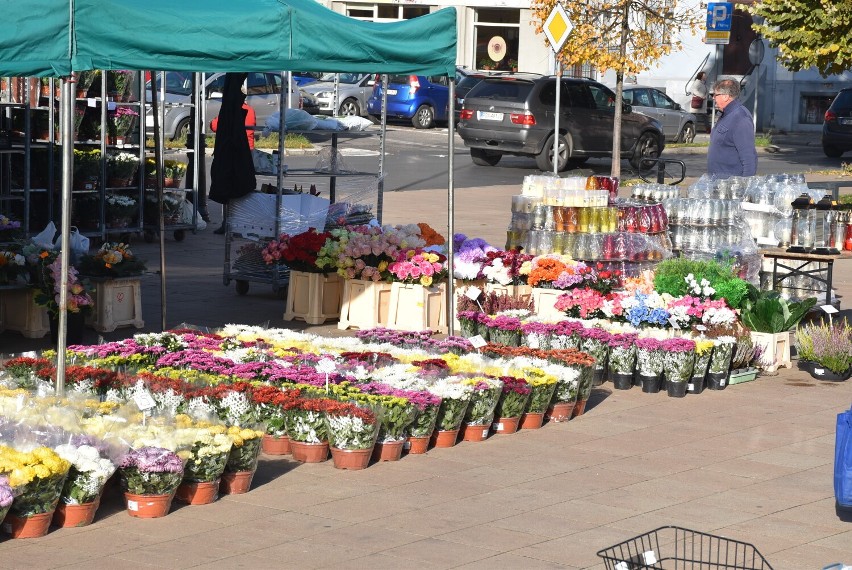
821;304;839;314
465;286;483;300
133;389;156;411
316;358;336;374
668;317;680;330
468;335;487;349
695;324;707;332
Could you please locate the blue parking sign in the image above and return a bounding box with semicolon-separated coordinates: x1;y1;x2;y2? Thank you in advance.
705;2;732;44
706;2;733;31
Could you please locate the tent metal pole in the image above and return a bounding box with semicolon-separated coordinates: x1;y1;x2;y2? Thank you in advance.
150;71;167;331
377;74;388;224
56;76;75;396
447;77;455;337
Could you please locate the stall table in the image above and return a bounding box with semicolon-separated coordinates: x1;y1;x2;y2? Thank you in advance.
761;247;852;306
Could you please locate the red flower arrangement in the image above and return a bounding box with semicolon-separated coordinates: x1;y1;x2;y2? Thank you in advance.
261;228;332;273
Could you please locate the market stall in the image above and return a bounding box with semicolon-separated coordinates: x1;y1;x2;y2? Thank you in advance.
0;0;458;389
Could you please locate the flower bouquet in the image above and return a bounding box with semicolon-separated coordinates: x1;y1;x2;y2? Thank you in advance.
262;228;332;273
180;424;233;484
486;314;523;347
2;446;70;516
459;376;503;441
223;426;264;473
552;320;584;350
555;287;607;319
481;249;533;286
104;193;138;226
0;475;13;525
326;402;379;470
427;378;472;447
546;358;583;420
453;234;496;281
579;327;612;384
707;336;736;389
107;70;135;101
106;152;140;186
78;242;146;279
316;224;425;281
492;376;530;433
691;339;715;384
163;159;187;187
0;213;22;242
661;338;696;397
387;248;447;288
0;250;27;285
635;337;664;393
54;442;115;506
406;394;442;450
521;369;558;428
108;106;138;140
608;333;637;389
73;148;101;190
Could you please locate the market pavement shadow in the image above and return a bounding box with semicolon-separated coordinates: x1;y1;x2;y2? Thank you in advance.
586;386;613;413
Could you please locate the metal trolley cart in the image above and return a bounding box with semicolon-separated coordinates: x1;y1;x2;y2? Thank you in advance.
222;126;382;296
597;526;773;570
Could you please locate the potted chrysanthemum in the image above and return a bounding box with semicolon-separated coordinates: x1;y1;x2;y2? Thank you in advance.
1;445;70;538
661;338;697;398
326;402;379;470
119;446;184;518
492;376;531;434
459;376;503;442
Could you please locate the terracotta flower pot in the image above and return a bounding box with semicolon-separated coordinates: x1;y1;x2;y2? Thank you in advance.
53;499;100;528
430;429;460;448
546;402;573;423
289;441;329;463
330;447;373;470
572;399;588;418
261;434;291;456
520;412;545;430
175;480;220;505
491;416;520;435
219;470;254;495
459;423;491;442
405;436;430;455
2;511;54;538
124;493;173;519
372;440;404;462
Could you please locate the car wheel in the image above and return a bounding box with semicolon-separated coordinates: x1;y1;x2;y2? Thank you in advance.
470;148;502;166
679;122;696;143
339;98;360;117
824;144;843;158
412;105;435;129
535;133;570;172
629;132;661;170
173;118;190;141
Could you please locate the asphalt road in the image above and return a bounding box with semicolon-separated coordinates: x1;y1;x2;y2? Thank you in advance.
277;124;841;193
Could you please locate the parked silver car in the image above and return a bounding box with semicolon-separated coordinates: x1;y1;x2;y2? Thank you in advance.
621;86;697;143
301;73;374;116
145;71;301;139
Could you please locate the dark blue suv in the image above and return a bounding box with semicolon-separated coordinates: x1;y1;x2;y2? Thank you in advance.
367;74;450;128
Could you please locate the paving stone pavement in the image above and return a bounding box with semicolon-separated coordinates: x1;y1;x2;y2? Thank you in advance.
1;173;851;569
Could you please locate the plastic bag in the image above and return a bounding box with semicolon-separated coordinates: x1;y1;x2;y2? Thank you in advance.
337;115;373;131
32;221;57;250
836;405;852;509
263;109;318;135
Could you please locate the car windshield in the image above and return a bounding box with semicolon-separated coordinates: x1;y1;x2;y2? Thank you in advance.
318;73;363;84
146;72;192;96
467;80;534;101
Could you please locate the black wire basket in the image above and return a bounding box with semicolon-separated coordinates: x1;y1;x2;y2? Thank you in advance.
597;526;773;570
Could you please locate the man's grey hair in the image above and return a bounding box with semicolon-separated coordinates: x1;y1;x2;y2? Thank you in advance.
712;79;740;98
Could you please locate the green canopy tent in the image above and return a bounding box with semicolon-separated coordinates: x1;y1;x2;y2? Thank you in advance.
0;0;458;391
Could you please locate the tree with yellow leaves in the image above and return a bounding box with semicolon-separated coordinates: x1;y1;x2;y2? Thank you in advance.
750;0;852;77
531;0;701;177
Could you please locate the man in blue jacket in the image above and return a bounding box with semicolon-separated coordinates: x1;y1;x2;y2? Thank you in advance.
707;79;757;178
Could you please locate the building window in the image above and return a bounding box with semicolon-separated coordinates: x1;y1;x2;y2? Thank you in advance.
345;3;430;22
474;9;520;72
799;94;834;125
564;63;597;81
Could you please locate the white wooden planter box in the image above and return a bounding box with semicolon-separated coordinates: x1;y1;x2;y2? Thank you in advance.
750;331;792;373
337;279;392;330
0;288;49;338
86;277;144;333
386;282;448;334
283;271;342;325
531;287;565;322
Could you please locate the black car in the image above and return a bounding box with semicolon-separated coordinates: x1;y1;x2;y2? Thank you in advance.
822;87;852;158
457;74;665;171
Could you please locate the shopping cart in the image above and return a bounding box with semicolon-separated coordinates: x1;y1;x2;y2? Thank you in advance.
597;526;773;570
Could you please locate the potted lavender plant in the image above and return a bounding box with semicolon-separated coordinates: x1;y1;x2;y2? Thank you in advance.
795;320;852;381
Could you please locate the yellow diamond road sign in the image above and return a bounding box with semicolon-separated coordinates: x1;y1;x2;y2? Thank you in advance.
544;4;572;53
